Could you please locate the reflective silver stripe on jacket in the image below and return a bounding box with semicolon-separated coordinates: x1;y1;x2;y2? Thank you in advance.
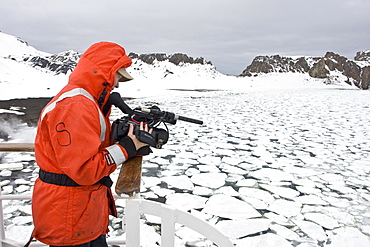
40;88;107;141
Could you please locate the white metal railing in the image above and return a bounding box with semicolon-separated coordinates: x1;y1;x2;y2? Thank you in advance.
0;192;234;247
0;143;234;247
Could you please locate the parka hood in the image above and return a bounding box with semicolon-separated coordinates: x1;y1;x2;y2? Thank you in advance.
68;42;132;103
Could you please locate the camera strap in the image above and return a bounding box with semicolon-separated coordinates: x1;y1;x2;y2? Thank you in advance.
98;88;108;107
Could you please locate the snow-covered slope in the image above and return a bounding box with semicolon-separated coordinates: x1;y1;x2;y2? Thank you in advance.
0;31;50;58
0;32;68;98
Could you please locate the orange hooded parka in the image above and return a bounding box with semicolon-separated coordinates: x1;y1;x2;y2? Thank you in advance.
32;42;133;245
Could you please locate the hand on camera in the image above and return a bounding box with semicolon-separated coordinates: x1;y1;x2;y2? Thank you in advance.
127;122;153;150
136;146;152;156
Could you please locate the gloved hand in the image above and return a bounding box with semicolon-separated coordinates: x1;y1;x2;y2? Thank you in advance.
136;146;152;156
127;123;154;150
118;123;153;160
118;136;137;160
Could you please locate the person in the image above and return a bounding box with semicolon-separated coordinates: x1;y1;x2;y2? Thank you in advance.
30;42;151;246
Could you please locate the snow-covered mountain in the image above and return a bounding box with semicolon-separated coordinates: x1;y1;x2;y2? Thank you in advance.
0;31;235;99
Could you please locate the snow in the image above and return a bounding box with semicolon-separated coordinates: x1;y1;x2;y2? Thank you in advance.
0;32;50;58
1;32;370;246
0;109;25;115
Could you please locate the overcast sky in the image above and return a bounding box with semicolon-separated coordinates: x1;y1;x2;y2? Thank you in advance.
1;0;369;75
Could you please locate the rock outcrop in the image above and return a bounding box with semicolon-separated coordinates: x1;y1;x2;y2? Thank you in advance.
355;50;370;62
241;55;313;76
24;50;80;75
240;50;370;89
308;59;329;79
128;52;212;66
361;66;370;90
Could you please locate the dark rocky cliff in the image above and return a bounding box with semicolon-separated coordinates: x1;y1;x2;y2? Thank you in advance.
240;51;370;89
128;52;212;66
23;50;80;75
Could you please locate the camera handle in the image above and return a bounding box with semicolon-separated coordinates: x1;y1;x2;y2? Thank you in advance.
108;92;133;115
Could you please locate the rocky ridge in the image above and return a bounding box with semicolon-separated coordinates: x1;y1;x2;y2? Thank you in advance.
21;50;212;76
23;50;80;75
240;51;370;89
128;52;212;66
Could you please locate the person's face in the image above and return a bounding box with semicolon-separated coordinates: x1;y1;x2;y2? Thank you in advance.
114;72;122;89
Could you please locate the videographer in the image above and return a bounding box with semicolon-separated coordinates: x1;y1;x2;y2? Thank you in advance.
29;42;151;247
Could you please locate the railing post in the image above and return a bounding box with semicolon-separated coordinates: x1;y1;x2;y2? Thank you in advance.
161;205;176;247
125;199;141;247
0;190;6;247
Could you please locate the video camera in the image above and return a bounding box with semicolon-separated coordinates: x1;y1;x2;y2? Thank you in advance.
107;92;203;149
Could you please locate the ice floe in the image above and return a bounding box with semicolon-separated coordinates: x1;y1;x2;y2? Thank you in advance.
165;193;207;211
190;173;226;189
303;212;339;230
294;219;327;242
234;232;292;247
202;194;261;219
216;218;271;239
325;227;370;247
